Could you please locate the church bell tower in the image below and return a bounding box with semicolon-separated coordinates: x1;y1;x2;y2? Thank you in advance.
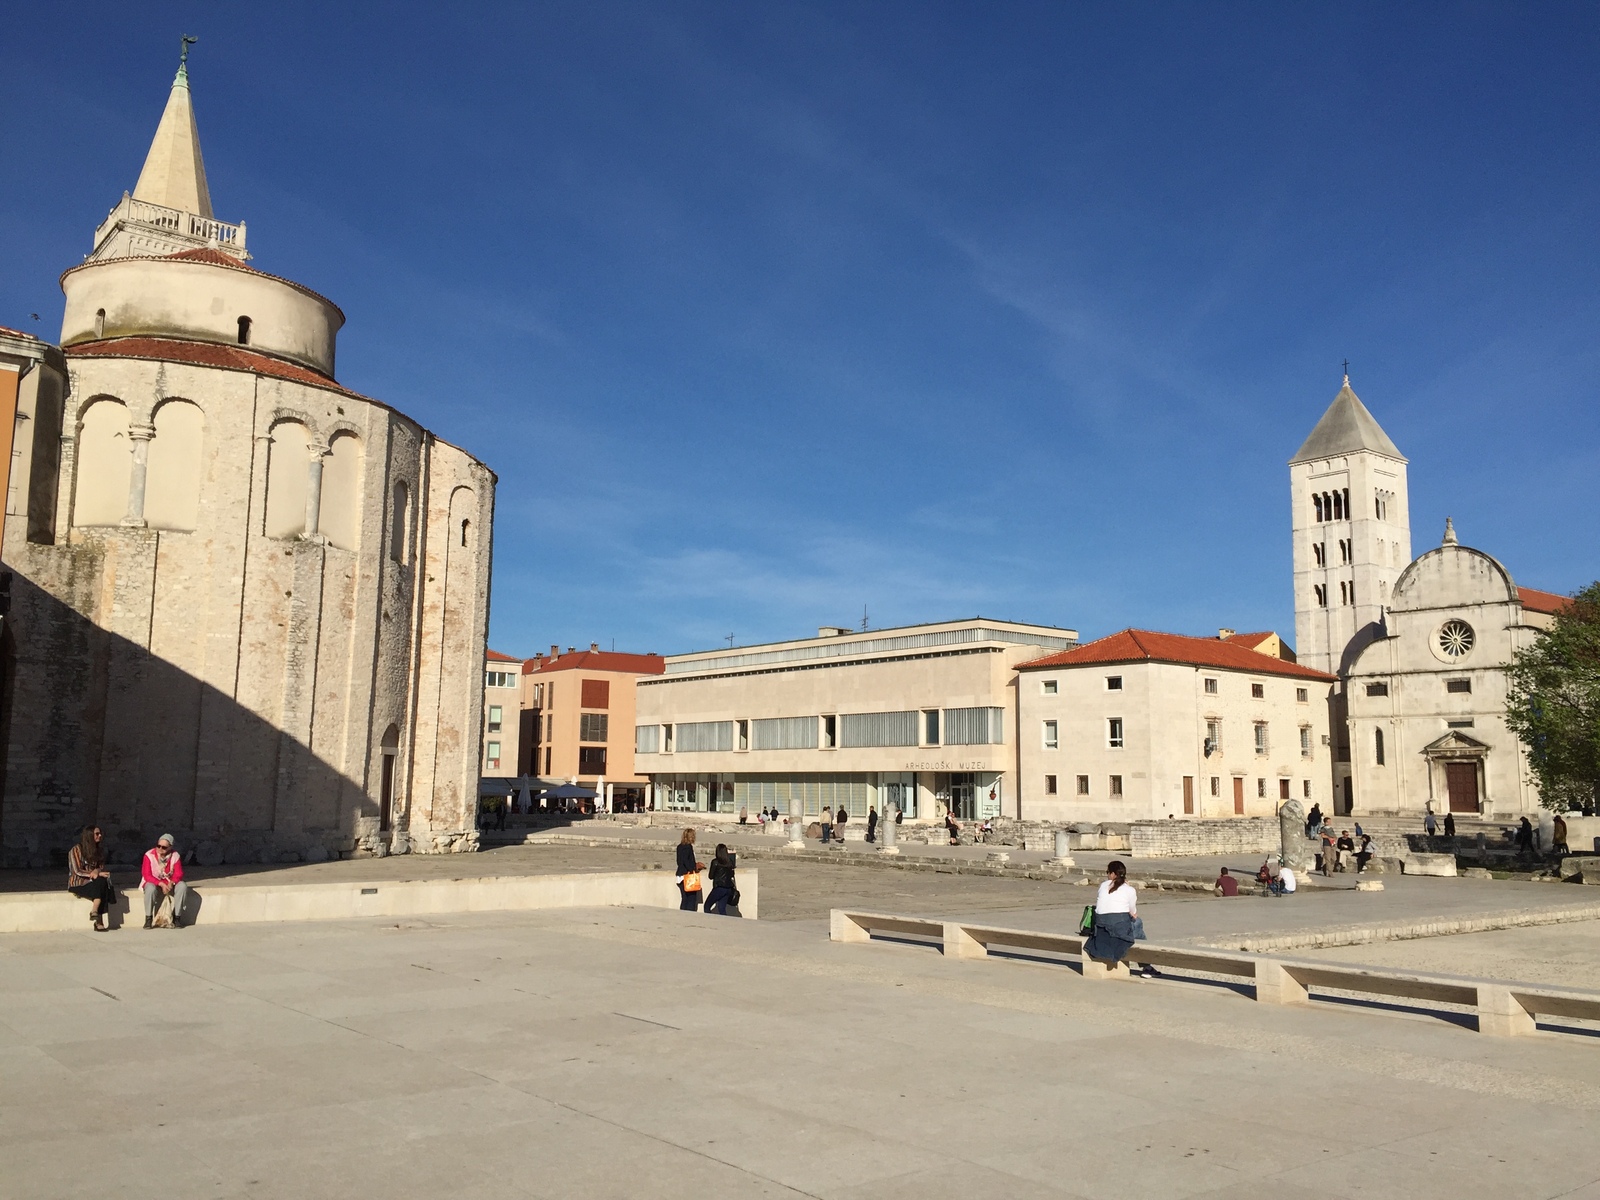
1289;375;1412;676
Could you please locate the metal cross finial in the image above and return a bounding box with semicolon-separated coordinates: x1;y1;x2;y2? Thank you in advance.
180;35;198;67
1342;358;1350;383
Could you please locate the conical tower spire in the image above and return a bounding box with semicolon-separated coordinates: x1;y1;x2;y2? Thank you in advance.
131;42;213;218
1289;374;1407;465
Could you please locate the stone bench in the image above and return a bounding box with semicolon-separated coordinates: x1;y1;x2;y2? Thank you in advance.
1;869;761;933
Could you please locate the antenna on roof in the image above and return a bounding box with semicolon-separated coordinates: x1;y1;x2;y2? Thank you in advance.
725;633;735;649
861;605;869;632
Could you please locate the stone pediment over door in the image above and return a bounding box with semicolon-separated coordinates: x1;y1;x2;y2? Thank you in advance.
1422;730;1489;760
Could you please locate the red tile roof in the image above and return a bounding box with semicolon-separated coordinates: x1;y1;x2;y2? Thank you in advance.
166;247;259;271
66;336;350;394
529;650;665;676
0;325;41;341
1519;587;1574;616
485;649;522;663
1018;629;1337;681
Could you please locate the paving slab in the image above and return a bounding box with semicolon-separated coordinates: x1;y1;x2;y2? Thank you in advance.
6;905;1600;1199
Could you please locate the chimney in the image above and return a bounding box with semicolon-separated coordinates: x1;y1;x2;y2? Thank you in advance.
549;644;559;657
590;642;599;652
1218;628;1235;640
566;646;576;654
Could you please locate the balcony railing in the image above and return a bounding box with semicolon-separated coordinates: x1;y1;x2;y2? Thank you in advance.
92;193;247;258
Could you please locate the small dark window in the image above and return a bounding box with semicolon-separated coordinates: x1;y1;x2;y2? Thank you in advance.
1446;679;1472;694
578;746;607;775
1365;682;1389;697
1106;676;1123;691
94;308;106;337
1076;775;1089;795
237;315;252;345
822;715;837;749
460;518;470;547
1044;774;1057;795
1251;683;1265;699
1374;728;1386;765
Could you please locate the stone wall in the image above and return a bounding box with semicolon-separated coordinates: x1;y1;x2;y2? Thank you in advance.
1128;818;1280;858
0;351;494;868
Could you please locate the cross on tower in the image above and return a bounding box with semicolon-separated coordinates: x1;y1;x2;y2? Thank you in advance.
1342;358;1350;383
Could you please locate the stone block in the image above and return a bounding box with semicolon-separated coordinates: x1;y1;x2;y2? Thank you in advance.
1460;867;1493;880
1565;856;1600;881
1401;853;1458;877
1355;879;1384;891
302;845;329;864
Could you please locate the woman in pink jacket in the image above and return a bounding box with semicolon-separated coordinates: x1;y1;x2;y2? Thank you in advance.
141;835;190;928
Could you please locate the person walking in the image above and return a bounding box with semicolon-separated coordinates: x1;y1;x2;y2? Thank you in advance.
820;806;833;843
835;806;849;843
866;806;878;844
140;834;190;928
1424;809;1438;843
1443;812;1456;840
1516;817;1535;859
1304;803;1323;838
675;828;705;911
1084;861;1154;976
68;825;115;932
1554;813;1570;857
1320;824;1338;877
945;811;962;846
704;844;738;916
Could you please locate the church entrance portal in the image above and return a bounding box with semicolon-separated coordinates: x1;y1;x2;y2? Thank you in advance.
1445;762;1479;814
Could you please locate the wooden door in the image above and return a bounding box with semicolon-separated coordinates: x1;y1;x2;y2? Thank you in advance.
1183;776;1194;815
1445;762;1479;813
1232;777;1245;815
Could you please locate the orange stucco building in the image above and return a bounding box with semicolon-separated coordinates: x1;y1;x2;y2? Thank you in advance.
521;645;664;808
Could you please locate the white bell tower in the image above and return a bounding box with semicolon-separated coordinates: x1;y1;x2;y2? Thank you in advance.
1289;374;1411;676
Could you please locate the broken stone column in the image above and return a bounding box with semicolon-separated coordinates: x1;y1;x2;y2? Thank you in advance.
1278;799;1315;872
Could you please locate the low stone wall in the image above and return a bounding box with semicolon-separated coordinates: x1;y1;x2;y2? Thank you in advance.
0;867;759;933
1129;819;1280;859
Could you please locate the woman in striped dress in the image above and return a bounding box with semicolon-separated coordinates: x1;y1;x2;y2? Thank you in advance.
68;825;115;932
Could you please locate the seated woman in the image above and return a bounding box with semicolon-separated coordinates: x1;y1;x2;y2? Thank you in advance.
67;825;115;932
1084;860;1155;976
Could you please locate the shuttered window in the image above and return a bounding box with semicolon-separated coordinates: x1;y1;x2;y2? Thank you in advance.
838;710;918;748
579;713;609;743
676;721;734;752
751;716;818;750
944;707;1004;745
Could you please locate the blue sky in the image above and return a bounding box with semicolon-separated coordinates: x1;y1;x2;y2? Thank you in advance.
3;3;1596;658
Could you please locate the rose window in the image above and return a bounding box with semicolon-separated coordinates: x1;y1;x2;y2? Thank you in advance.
1437;620;1475;658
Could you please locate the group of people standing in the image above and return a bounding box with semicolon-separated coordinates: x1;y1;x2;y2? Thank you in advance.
675;828;741;916
66;824;191;931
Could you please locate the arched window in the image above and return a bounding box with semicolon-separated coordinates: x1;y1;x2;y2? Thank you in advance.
1374;727;1385;766
1332;490;1343;520
460;517;470;547
320;432;363;551
264;420;310;539
144;399;204;531
379;722;401;831
1313;494;1323;523
390;481;410;564
94;308;105;338
73;398;132;526
237;316;252;345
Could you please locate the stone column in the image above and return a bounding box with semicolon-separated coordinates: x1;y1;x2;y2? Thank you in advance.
304;441;328;540
879;806;899;854
122;421;155;527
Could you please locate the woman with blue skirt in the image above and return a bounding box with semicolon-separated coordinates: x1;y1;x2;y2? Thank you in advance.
1084;861;1155;976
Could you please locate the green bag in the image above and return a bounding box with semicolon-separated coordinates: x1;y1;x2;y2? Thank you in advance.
1078;905;1096;936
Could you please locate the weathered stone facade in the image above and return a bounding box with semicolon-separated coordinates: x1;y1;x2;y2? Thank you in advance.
0;63;494;868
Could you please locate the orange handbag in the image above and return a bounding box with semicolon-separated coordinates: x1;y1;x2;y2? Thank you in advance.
681;871;702;893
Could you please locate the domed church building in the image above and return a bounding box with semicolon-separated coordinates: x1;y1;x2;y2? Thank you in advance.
0;57;494;867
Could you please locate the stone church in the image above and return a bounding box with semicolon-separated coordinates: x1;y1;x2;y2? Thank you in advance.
1290;378;1568;818
0;57;495;867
